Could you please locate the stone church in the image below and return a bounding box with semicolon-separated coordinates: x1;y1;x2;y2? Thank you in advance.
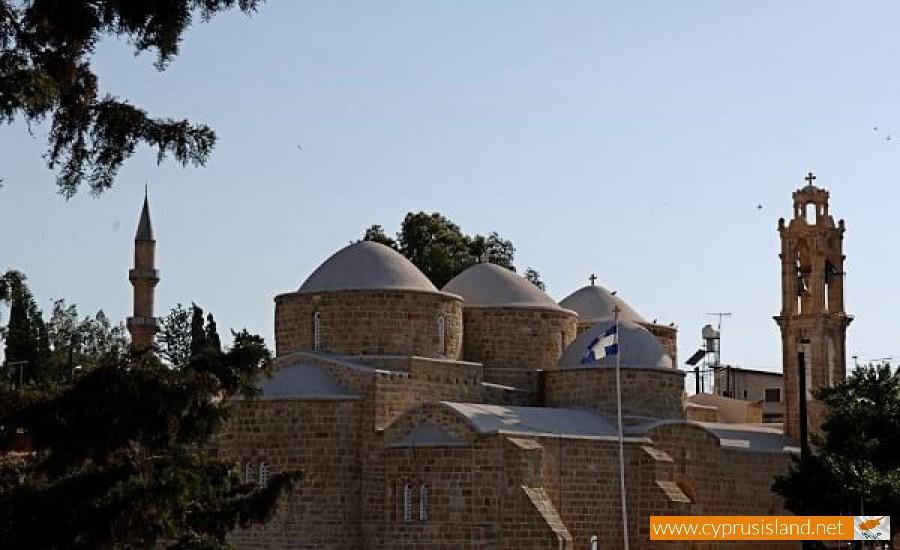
125;179;851;549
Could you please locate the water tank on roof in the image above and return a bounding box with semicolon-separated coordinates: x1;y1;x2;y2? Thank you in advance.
702;324;720;352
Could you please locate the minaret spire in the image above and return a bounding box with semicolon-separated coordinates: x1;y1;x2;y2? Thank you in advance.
127;190;159;348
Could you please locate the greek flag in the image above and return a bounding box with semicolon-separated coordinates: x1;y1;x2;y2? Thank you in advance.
581;325;618;363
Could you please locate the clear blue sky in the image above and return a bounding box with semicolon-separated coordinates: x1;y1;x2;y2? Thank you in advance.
2;1;899;371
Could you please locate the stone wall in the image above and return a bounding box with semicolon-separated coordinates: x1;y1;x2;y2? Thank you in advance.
274;289;462;359
372;358;483;429
642;322;678;366
544;366;686;419
462;306;577;370
638;422;795;550
217;398;365;549
482;367;541;394
365;411;573;549
647;423;791;518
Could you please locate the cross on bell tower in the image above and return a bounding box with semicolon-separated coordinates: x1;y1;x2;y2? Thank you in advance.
774;173;852;443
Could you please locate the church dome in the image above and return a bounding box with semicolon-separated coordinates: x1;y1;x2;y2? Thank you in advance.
298;241;437;293
442;263;563;309
559;319;672;369
559;284;646;324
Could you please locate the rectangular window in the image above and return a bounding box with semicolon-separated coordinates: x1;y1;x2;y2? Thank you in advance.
419;484;429;521
764;388;781;403
259;462;270;486
403;484;412;522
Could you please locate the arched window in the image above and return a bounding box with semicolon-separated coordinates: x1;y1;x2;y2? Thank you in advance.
313;312;322;350
436;315;446;355
804;202;816;224
244;462;255;484
258;462;270;486
403;484;413;522
419;484;429;521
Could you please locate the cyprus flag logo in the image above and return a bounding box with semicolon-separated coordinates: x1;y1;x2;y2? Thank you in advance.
854;516;890;541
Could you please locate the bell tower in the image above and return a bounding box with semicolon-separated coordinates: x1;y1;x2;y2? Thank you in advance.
774;173;852;444
127;190;159;348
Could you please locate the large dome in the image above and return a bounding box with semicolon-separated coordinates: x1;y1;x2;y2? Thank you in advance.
559;284;646;324
559;319;672;368
299;241;437;293
442;263;563;309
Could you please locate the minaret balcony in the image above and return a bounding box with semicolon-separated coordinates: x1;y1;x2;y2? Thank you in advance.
129;268;160;281
127;316;158;327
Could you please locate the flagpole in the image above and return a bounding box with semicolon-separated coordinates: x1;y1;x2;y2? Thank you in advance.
613;305;629;550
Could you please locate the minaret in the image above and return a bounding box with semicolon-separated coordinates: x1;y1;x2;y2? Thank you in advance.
127;190;159;348
774;173;852;444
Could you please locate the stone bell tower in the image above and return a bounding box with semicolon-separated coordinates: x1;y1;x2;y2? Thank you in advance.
774;173;852;444
127;190;159;348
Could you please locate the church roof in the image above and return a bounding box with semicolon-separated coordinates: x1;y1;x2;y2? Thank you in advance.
255;362;358;399
441;263;564;309
298;241;439;293
559;284;646;324
135;195;154;241
559;319;672;368
700;423;797;453
443;402;622;438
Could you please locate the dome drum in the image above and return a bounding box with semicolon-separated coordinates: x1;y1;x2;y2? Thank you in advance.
460;306;577;371
544;365;685;419
275;289;463;358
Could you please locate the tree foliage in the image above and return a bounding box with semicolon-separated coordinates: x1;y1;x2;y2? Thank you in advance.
158;303;221;368
524;267;546;291
0;270;50;386
773;365;900;537
46;299;128;375
362;211;545;289
0;0;261;197
0;324;297;549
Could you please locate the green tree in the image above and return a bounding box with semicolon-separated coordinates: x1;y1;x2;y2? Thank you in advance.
773;364;900;542
206;313;222;353
190;303;209;358
363;212;531;288
0;270;50;386
396;212;475;288
157;303;192;368
158;303;224;368
0;0;262;197
361;224;397;249
524;267;546;291
46;299;127;379
0;327;298;548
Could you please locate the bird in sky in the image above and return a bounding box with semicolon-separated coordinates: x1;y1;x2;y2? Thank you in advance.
757;204;763;210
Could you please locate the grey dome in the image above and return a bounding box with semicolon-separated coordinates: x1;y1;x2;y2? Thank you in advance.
299;241;438;293
559;319;672;368
442;263;563;309
559;284;646;324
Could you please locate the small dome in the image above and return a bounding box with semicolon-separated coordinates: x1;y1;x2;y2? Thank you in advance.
559;319;672;368
442;263;563;309
299;241;437;293
559;284;646;324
